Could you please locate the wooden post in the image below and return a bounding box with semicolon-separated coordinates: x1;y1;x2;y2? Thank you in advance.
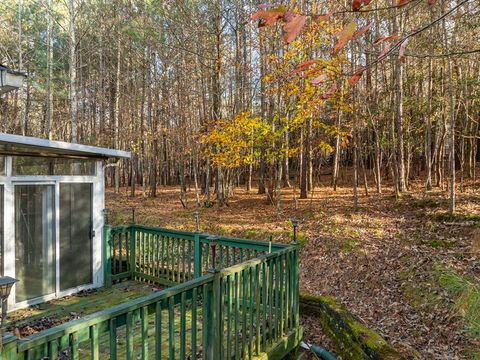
1;333;18;359
194;233;202;278
205;270;222;359
103;225;112;288
130;226;136;279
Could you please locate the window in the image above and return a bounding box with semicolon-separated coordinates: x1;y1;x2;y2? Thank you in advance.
15;185;56;302
12;156;96;176
0;156;5;175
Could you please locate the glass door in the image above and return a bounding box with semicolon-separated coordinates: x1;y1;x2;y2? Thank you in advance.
15;185;56;302
60;183;93;290
0;185;3;276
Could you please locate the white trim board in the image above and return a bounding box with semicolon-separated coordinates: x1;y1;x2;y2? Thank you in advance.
0;132;131;159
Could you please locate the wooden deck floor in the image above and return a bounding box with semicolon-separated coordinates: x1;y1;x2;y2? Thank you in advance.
7;281;162;337
7;281;205;359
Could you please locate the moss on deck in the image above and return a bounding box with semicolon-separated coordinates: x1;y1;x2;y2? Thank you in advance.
7;281;162;336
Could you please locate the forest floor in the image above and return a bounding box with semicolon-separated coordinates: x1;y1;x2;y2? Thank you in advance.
106;171;480;360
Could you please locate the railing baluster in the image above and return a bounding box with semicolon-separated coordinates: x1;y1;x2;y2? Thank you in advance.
279;254;285;337
261;260;267;351
180;292;186;359
169;296;175;359
126;311;134;359
166;236;170;280
242;269;247;358
202;283;208;359
70;332;78;360
109;317;117;360
234;272;240;359
182;239;186;282
226;275;232;359
141;306;149;359
191;287;197;360
48;339;58;360
268;259;274;346
255;263;261;355
155;301;162;360
91;324;99;360
249;266;254;359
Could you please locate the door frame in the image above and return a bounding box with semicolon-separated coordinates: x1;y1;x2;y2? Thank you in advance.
0;158;105;310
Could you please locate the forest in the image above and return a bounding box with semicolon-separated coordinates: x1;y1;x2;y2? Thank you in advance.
1;0;479;358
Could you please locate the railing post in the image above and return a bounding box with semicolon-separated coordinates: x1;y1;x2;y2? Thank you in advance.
294;247;300;329
103;225;112;288
1;332;18;359
130;226;136;279
194;233;202;278
205;271;222;360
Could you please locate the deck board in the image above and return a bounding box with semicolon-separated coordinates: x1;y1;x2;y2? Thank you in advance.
7;281;162;336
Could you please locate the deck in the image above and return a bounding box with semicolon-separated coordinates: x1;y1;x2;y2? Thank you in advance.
1;225;302;360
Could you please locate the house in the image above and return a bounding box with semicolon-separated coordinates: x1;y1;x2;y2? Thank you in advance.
0;133;130;310
0;137;301;358
0;64;26;95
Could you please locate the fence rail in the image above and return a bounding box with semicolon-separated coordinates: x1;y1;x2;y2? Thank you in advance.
3;224;301;360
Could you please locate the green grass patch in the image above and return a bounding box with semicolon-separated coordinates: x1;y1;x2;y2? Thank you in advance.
434;266;480;338
431;213;480;223
429;239;456;248
340;238;359;253
287;231;309;247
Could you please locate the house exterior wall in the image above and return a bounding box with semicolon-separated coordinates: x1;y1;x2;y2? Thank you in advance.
0;157;105;311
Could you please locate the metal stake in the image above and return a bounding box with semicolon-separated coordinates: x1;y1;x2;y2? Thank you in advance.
291;217;299;243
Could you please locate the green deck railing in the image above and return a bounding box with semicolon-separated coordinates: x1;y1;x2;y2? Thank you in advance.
2;225;301;360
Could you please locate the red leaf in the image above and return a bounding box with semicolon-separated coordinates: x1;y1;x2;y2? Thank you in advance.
349;67;365;86
313;9;335;22
374;33;399;44
300;65;326;78
251;6;287;27
353;22;373;39
333;22;357;55
289;60;317;76
311;74;328;84
399;38;409;63
320;83;338;100
283;14;306;43
427;0;437;4
396;0;409;7
378;43;392;60
352;0;363;11
352;0;374;11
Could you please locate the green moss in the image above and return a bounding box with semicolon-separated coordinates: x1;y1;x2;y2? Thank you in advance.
300;292;406;360
431;213;480;223
340;238;359;253
429;239;456;248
